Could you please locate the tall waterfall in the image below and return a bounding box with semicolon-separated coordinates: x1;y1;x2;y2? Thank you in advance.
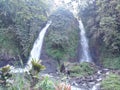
79;20;92;62
27;21;52;69
10;21;52;73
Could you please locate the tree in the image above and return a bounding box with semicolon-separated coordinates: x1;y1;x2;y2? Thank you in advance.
0;0;50;61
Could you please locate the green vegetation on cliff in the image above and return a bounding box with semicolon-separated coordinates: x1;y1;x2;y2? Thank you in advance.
45;9;79;64
0;0;50;61
79;0;120;69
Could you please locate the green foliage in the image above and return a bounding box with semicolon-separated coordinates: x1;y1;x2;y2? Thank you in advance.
1;65;11;74
26;59;46;87
102;57;120;69
80;0;120;64
35;76;55;90
30;59;46;75
45;9;79;63
68;62;96;77
0;58;48;90
8;74;30;90
0;28;20;56
101;73;120;90
0;59;46;89
0;65;12;87
0;0;50;59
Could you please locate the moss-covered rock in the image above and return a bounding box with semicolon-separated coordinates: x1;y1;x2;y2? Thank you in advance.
45;8;79;63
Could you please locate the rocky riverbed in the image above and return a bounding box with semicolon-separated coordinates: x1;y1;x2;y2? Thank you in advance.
42;66;116;90
69;69;106;90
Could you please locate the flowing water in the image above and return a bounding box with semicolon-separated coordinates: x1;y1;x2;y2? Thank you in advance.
27;21;52;70
10;21;52;73
79;20;92;62
71;19;99;90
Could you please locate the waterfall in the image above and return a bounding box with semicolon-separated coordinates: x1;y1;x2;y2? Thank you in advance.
10;21;52;73
27;21;52;69
79;19;92;62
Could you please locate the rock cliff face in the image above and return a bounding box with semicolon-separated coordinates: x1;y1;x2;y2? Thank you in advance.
43;8;79;63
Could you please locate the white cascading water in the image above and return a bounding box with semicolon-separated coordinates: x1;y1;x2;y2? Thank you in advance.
65;0;92;62
10;21;52;73
26;21;52;70
79;20;92;62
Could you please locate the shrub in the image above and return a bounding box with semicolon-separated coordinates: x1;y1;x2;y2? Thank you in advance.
27;59;46;87
102;57;120;69
35;75;55;90
0;65;12;87
101;73;120;90
68;62;96;77
8;74;30;90
0;59;46;90
30;59;46;76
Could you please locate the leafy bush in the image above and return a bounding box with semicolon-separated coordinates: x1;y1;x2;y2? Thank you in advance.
102;57;120;69
35;76;55;90
0;59;46;90
67;62;96;77
0;28;20;56
30;59;46;76
0;65;30;90
101;73;120;90
0;65;12;87
0;0;49;59
8;74;30;90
